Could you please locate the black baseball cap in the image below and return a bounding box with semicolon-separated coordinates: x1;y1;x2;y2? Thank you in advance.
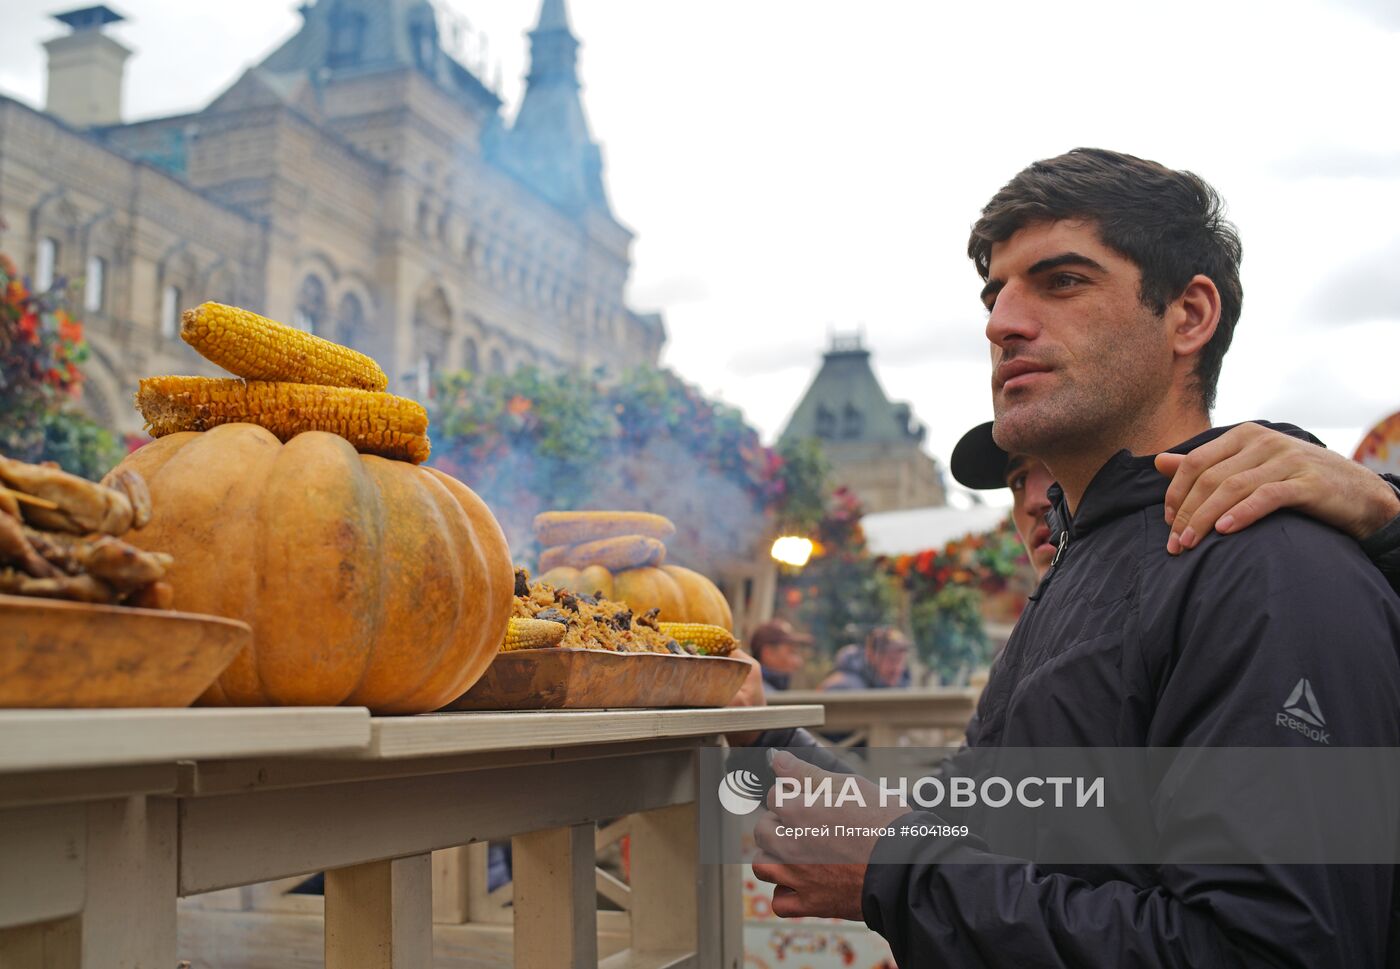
951;421;1012;490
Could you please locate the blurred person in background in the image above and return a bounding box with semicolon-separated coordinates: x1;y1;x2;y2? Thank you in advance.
748;618;814;694
820;627;913;691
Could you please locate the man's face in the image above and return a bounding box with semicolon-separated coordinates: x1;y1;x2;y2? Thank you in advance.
764;641;808;676
867;641;910;687
982;220;1173;460
1006;454;1057;577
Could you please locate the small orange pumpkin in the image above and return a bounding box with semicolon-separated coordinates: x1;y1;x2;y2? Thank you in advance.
539;562;732;631
113;424;514;713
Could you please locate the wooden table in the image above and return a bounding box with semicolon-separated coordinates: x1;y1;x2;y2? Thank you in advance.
767;688;977;748
0;704;821;969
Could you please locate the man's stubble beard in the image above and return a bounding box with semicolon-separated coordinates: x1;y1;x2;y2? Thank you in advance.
992;310;1170;466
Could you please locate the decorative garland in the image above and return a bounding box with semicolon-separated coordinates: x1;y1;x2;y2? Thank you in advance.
0;252;120;479
428;366;828;571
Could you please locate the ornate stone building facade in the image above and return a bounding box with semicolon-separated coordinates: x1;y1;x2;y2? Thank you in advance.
0;0;663;433
780;335;947;513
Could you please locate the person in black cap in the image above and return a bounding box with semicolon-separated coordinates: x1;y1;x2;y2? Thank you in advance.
748;618;814;693
954;418;1400;588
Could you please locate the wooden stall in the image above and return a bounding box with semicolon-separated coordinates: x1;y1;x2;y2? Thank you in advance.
0;704;822;969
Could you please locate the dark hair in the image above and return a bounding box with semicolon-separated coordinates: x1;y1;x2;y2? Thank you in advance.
968;148;1243;411
865;626;909;653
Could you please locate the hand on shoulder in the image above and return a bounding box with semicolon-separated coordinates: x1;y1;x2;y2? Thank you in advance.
1154;422;1400;553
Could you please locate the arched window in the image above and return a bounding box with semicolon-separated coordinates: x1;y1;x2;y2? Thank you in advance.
335;294;365;348
413;286;452;397
36;237;59;291
328;9;366;68
158;247;197;343
293;275;327;333
160;284;181;340
489;348;506;375
815;404;836;439
841;403;864;440
462;337;480;374
408;5;439;72
83;255;106;313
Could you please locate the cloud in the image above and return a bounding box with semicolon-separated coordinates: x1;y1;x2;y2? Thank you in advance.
1304;239;1400;325
878;324;990;366
1273;148;1400;180
726;341;819;378
1260;363;1395;429
723;319;988;380
628;274;709;309
1329;0;1400;30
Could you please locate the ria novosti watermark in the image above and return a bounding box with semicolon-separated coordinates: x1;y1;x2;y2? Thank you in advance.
764;771;1105;813
699;746;1400;865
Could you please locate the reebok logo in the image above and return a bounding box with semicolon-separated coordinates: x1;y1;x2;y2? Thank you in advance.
1276;678;1330;744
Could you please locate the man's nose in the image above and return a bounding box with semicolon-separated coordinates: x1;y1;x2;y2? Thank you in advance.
985;283;1039;348
1025;477;1054;518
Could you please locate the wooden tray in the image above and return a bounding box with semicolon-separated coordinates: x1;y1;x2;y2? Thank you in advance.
444;648;751;710
0;594;250;708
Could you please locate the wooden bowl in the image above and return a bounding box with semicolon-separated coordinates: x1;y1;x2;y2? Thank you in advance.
0;594;249;708
445;648;751;710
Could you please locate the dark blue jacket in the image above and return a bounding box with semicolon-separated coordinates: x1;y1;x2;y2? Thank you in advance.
863;424;1400;968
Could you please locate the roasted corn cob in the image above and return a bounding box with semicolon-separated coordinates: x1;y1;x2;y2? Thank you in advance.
657;622;737;657
538;535;667;573
181;302;388;391
534;510;676;547
503;616;568;651
136;377;431;464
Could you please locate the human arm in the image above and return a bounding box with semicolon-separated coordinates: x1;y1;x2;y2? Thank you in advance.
1154;422;1400;592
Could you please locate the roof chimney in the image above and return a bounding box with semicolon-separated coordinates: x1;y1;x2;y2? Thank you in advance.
44;5;132;128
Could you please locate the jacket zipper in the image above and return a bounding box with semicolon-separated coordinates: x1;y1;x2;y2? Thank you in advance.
1030;530;1071;601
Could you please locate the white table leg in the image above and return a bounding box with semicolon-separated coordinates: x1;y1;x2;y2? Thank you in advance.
629;803;698;961
325;854;432;969
81;796;177;969
511;824;596;969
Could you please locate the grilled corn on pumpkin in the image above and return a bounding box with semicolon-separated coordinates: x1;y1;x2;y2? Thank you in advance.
136;376;431;464
534;510;676;547
503;616;568;651
657;622;737;656
182;302;388;391
538;534;666;573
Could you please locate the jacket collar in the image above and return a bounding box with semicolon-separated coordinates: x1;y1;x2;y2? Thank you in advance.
1045;421;1322;540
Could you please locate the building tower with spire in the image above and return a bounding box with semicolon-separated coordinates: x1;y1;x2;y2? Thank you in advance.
780;334;947;513
0;0;664;431
498;0;611;214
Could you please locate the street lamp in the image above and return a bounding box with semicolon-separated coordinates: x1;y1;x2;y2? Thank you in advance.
770;535;814;568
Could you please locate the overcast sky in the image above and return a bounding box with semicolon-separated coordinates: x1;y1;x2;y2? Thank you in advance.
3;0;1398;479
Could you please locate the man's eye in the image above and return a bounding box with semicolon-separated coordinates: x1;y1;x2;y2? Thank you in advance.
1008;473;1027;492
1049;273;1081;290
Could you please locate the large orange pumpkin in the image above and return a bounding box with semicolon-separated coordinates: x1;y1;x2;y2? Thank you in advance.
113;424;514;713
539;563;733;631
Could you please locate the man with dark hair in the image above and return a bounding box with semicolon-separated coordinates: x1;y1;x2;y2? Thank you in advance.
820;626;913;691
753;148;1400;967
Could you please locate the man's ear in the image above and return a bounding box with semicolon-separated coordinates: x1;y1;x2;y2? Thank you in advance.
1169;274;1221;360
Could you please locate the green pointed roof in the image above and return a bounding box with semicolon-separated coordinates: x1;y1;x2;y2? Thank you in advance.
535;0;570;31
498;0;611;213
779;335;928;447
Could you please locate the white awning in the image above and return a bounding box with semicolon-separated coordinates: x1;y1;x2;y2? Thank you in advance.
861;505;1011;557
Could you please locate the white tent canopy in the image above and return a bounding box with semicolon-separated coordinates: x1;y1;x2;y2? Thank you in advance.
861;504;1011;557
